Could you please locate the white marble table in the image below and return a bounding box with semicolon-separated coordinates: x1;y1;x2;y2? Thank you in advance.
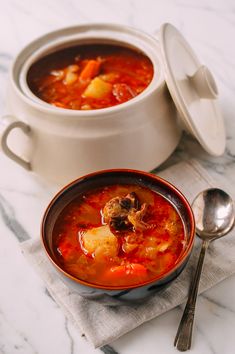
1;1;235;353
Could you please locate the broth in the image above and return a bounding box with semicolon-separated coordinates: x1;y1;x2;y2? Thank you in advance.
27;44;153;110
53;184;185;287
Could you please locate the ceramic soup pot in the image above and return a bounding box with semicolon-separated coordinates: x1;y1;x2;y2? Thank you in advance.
0;24;182;184
0;23;225;185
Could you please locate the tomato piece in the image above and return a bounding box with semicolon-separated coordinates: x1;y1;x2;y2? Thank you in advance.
112;83;136;103
158;252;175;272
57;234;81;262
57;240;74;260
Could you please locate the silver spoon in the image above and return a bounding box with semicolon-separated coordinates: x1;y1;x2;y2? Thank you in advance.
174;188;235;351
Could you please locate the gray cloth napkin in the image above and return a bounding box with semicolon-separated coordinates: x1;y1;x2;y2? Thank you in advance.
21;160;235;348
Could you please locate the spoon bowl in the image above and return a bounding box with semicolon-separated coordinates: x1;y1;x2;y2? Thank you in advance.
192;188;235;240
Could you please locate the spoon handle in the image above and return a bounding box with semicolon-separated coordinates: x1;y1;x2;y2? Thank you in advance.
174;239;210;351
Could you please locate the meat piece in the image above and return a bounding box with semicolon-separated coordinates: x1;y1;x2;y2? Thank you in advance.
103;192;149;232
127;203;149;230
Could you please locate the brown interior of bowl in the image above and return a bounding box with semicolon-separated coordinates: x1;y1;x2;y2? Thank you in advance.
41;169;195;290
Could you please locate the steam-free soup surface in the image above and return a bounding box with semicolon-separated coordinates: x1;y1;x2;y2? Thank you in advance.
27;44;153;110
53;184;185;287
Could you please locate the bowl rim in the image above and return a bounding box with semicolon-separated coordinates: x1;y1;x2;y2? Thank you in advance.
41;168;195;291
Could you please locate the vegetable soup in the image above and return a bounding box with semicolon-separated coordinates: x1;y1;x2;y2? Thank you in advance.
27;44;153;110
53;184;185;287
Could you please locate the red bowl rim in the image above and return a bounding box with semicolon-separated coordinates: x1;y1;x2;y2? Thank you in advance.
41;168;195;291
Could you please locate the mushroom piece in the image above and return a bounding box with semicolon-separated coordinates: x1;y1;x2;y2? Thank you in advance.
103;192;149;232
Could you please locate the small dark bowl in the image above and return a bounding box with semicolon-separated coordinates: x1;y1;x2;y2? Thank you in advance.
41;169;195;305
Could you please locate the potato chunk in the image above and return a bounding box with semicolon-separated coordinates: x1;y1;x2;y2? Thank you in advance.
83;77;112;99
82;225;118;259
64;71;78;85
64;65;79;85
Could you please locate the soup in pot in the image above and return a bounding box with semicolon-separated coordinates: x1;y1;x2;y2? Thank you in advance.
27;44;154;110
53;184;186;287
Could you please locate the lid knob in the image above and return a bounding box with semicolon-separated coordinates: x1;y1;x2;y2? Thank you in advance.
189;65;218;99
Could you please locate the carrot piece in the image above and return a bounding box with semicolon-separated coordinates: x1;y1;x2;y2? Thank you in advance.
79;60;101;81
107;263;147;279
109;265;127;278
127;263;147;276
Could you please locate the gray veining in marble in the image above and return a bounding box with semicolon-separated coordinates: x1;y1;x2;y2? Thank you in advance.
0;193;30;242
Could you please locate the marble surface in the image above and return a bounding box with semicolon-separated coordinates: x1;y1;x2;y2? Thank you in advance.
1;1;235;354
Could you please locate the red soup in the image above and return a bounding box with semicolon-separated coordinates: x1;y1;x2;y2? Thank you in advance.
27;44;154;110
53;184;185;287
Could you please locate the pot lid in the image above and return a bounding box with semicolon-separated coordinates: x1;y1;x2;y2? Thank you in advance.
159;23;225;156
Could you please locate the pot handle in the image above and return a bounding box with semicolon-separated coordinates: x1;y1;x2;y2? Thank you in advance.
0;115;32;170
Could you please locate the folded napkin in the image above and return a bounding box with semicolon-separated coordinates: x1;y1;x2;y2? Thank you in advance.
21;160;235;348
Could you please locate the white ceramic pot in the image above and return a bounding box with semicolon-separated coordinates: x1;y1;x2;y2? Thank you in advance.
0;24;182;185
